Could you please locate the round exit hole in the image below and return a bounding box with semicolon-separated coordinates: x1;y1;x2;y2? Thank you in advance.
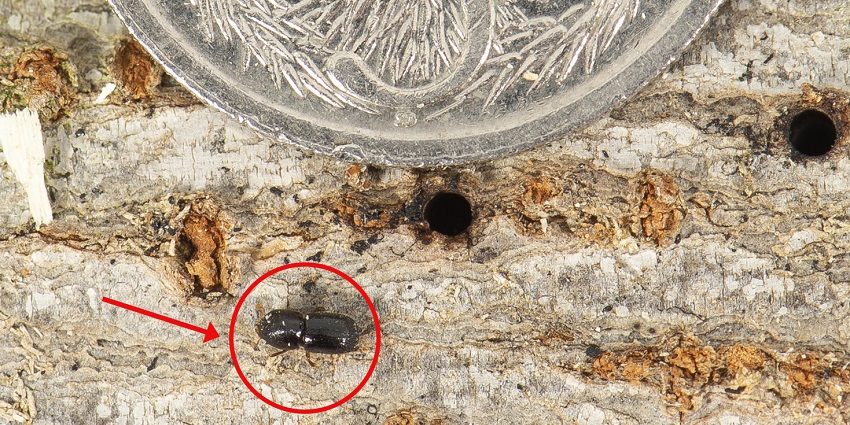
424;192;473;237
788;109;838;156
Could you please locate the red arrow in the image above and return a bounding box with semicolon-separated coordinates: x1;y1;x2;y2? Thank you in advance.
102;297;220;343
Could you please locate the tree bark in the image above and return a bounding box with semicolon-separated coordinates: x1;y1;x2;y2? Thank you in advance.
1;0;850;423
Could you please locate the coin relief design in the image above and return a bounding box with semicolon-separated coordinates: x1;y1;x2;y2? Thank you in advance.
111;0;725;165
190;0;641;119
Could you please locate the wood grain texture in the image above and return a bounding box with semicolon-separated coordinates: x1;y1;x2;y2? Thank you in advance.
1;0;849;423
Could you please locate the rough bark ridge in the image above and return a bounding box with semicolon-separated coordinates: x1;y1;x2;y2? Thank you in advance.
1;0;850;424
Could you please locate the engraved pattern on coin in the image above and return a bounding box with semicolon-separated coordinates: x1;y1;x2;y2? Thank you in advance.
189;0;640;117
112;0;724;165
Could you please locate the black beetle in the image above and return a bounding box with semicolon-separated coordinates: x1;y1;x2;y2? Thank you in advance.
256;309;359;354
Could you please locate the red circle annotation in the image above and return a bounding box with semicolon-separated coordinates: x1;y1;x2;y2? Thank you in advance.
228;262;381;414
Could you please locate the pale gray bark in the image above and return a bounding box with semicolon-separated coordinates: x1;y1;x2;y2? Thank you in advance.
1;0;850;424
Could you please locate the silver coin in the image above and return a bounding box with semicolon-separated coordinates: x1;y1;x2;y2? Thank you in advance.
109;0;725;166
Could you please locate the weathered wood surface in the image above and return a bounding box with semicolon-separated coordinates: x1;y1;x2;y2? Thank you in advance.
1;0;850;423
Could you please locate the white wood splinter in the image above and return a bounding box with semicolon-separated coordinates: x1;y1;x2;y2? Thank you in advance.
0;108;53;228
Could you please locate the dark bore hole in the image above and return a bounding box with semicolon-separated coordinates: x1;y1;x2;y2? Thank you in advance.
424;191;473;236
789;109;838;156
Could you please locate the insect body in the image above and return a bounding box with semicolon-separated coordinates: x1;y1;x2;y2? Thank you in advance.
256;309;359;354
